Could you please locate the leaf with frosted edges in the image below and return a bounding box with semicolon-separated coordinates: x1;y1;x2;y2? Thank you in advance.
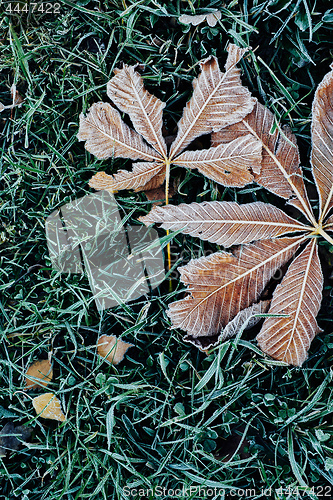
81;45;260;195
97;335;133;365
32;393;66;422
212;102;313;220
140;201;309;247
184;300;271;352
179;11;221;27
77;102;162;162
323;213;333;231
257;239;323;366
168;237;303;337
169;44;256;158
311;65;333;219
107;65;167;157
140;166;167;193
89;162;164;193
173;134;261;186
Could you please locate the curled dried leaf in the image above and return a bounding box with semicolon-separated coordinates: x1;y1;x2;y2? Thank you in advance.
78;103;160;162
173;135;262;186
311;66;333;219
168;238;302;337
88;162;164;193
221;300;271;342
0;422;32;457
257;239;323;366
97;335;133;365
170;47;256;158
107;64;167;157
212;102;314;221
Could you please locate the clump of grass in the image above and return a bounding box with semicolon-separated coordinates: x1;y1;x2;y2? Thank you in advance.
1;1;333;498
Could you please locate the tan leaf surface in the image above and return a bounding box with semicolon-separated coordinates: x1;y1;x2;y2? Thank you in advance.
169;44;256;158
136;166;166;193
212;102;314;221
184;300;271;352
179;11;221;27
97;335;133;365
173;134;261;186
77;102;161;162
257;239;323;366
88;162;164;193
168;237;303;337
32;393;66;422
107;65;167;157
25;359;53;390
311;66;333;219
140;201;309;247
323;213;333;231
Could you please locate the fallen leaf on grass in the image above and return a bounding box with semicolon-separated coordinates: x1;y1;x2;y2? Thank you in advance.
0;422;32;457
78;44;259;195
32;393;66;422
0;84;24;112
140;58;333;366
97;335;133;365
25;359;53;390
179;11;222;27
10;84;24;106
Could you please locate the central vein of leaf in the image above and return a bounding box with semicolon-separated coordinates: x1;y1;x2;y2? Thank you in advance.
164;159;171;205
241;120;317;227
164;159;172;279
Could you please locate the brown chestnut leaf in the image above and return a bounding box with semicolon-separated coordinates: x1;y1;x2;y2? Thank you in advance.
78;44;259;196
141;63;333;366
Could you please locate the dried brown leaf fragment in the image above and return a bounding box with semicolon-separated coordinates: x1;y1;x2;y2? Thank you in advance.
97;335;133;365
179;11;222;27
25;358;53;390
32;393;66;422
0;422;32;457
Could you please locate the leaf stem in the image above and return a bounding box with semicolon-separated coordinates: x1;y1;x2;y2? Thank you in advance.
165;160;172;290
315;227;333;246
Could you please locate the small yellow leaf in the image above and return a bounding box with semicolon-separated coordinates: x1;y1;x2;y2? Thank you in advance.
97;335;133;366
25;359;53;389
32;393;66;422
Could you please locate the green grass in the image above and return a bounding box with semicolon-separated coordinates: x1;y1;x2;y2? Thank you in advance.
1;0;333;498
